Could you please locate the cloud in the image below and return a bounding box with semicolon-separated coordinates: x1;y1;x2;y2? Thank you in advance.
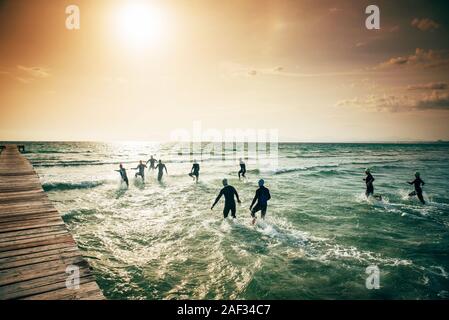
411;18;440;31
17;65;50;78
10;65;51;84
251;66;285;76
336;95;410;112
221;62;288;78
407;82;448;91
221;62;365;79
339;78;379;91
336;91;449;112
415;91;449;110
15;77;33;84
377;48;449;69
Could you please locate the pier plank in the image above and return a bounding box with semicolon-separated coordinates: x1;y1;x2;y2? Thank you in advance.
0;242;77;259
0;273;95;300
0;212;61;224
21;281;103;300
0;249;82;270
0;246;79;265
0;225;68;240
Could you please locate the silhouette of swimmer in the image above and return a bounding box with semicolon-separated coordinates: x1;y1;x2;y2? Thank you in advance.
189;159;200;183
146;155;157;171
363;168;382;201
155;160;168;181
250;179;271;224
115;164;129;187
133;161;147;182
238;158;246;180
408;171;426;204
211;179;241;218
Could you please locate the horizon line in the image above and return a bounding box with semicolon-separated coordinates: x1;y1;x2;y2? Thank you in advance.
1;139;448;144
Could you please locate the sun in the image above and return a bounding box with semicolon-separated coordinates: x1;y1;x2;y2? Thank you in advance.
116;2;166;49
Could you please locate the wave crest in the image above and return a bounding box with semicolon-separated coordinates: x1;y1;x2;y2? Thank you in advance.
43;180;105;191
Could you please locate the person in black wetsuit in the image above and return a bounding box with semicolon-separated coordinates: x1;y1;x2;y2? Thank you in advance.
188;160;200;183
155;160;168;181
211;179;241;218
115;164;129;187
133;160;147;182
146;155;157;172
250;179;271;224
238;158;246;180
363;168;375;198
408;171;425;204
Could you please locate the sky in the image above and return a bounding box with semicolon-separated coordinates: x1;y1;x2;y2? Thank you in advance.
1;0;449;142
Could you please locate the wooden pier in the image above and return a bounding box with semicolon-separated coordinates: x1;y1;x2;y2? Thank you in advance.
0;145;104;300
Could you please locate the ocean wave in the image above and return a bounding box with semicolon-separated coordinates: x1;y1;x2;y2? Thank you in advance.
62;208;99;223
43;180;105;191
34;160;103;167
316;244;413;266
33;160;136;167
31;149;91;154
273;167;307;175
285;154;339;159
372;164;405;170
347;159;403;166
305;169;341;177
273;165;338;175
33;150;69;154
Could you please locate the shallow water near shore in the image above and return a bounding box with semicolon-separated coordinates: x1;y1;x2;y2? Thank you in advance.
15;142;449;299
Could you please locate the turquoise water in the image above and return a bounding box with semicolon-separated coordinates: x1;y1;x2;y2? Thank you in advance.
14;142;449;299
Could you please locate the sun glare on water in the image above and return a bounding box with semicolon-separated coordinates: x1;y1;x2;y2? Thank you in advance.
116;2;166;50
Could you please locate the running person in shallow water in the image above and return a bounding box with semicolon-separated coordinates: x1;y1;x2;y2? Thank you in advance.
363;168;382;200
250;179;271;224
211;179;241;219
238;158;246;180
115;164;129;187
155;160;168;181
189;160;200;183
134;161;147;182
146;155;157;172
364;168;375;197
408;171;426;204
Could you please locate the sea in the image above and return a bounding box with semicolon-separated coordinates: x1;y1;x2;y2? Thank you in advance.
8;141;449;299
